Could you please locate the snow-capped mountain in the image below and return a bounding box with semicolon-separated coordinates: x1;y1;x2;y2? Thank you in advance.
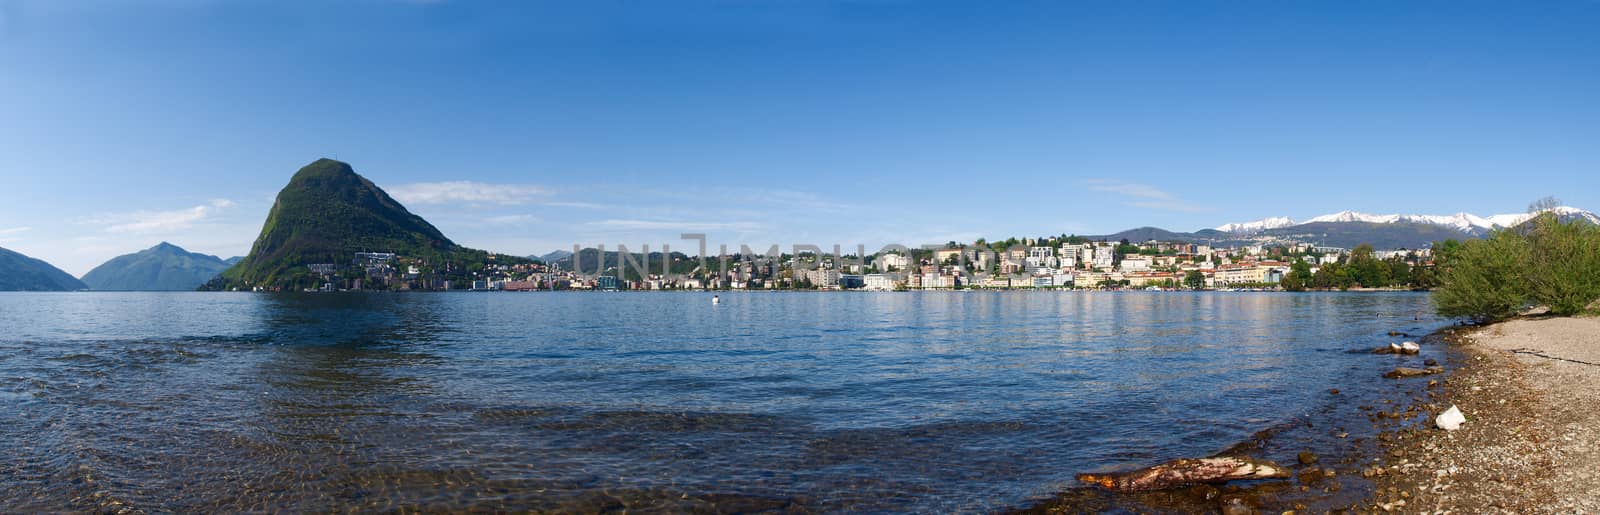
1214;217;1297;234
1214;206;1599;235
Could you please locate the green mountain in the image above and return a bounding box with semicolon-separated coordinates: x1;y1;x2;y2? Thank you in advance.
80;242;233;291
211;158;520;290
0;246;87;291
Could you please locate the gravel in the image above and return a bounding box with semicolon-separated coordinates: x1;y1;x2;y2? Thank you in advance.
1368;316;1600;513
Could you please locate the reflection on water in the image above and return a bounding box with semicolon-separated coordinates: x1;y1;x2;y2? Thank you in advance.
0;291;1443;512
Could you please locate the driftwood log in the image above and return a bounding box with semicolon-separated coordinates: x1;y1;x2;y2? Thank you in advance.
1077;456;1290;492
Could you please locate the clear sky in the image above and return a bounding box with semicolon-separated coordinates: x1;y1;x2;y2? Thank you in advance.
2;0;1597;275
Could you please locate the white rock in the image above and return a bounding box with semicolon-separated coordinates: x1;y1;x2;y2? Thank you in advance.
1437;405;1466;431
1400;341;1420;354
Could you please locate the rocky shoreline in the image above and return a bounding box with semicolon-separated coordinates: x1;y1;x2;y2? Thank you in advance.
1020;315;1600;514
1364;316;1600;513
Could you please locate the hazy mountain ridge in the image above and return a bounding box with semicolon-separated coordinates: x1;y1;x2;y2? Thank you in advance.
80;242;234;291
0;246;88;291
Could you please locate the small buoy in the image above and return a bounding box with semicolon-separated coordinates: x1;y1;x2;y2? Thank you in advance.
712;295;720;305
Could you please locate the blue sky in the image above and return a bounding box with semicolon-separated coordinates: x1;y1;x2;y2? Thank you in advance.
2;0;1597;275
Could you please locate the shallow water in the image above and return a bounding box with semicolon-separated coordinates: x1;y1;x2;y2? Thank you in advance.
0;291;1444;512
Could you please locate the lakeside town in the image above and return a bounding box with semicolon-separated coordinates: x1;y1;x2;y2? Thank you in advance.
290;236;1436;293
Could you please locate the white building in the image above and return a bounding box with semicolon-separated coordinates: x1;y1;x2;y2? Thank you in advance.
874;253;910;272
1092;245;1115;270
806;268;841;288
1025;246;1057;270
863;274;901;291
1119;256;1152;273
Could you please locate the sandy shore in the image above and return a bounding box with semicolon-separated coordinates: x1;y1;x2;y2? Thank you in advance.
1369;316;1600;513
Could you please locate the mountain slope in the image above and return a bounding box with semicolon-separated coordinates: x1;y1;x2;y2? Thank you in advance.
536;250;573;263
0;246;87;291
1259;221;1469;249
1087;226;1203;243
80;242;233;291
217;158;459;288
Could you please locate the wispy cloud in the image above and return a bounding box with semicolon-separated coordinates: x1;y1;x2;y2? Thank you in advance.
0;226;28;244
485;214;541;225
544;201;613;209
587;219;763;231
84;199;236;234
388;181;547;205
1083;179;1211;213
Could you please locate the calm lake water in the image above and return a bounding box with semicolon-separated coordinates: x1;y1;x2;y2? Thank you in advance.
0;291;1444;512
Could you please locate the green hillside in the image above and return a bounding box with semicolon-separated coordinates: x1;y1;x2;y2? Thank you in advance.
209;158;525;290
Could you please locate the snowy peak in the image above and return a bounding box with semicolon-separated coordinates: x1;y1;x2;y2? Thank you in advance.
1214;206;1598;235
1215;216;1296;233
1306;210;1400;224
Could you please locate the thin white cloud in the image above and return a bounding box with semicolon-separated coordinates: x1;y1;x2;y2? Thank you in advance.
1084;179;1212;213
387;181;547;205
0;226;28;244
86;199;236;234
1084;179;1176;200
587;219;763;231
1128;200;1212;213
485;214;541;225
544;201;612;209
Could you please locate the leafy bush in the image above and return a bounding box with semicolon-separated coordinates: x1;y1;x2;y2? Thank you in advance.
1522;214;1600;316
1433;229;1531;323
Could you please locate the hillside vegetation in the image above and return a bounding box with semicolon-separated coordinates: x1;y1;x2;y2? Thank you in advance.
209;158;523;290
1434;214;1600;322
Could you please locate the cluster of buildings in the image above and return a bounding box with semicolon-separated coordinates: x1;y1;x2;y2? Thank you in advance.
299;238;1434;292
299;252;551;292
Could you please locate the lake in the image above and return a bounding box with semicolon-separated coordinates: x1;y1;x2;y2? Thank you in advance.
0;291;1445;512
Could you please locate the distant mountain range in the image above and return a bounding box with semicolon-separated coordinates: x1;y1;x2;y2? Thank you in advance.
0;246;87;291
80;242;235;291
534;250;573;263
1215;207;1600;236
1089;206;1598;250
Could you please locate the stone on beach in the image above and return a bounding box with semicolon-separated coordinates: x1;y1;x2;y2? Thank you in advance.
1374;342;1420;355
1385;366;1444;378
1436;405;1466;431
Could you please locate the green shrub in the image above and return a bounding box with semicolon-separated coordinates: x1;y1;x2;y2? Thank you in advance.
1523;214;1600;316
1433;229;1531;323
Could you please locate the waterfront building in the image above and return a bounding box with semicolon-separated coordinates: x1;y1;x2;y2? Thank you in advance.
863;274;901;291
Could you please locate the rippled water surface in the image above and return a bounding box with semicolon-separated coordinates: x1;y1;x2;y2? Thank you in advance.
0;291;1443;512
